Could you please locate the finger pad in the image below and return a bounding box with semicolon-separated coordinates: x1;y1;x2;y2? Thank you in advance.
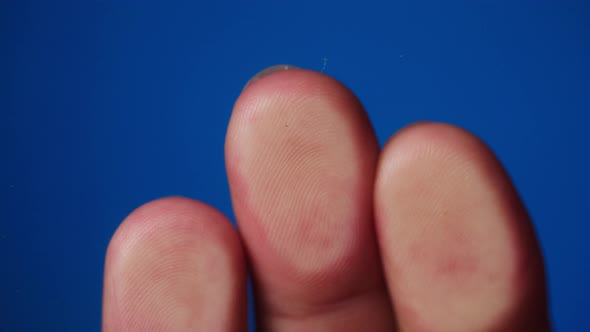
375;123;548;331
103;197;246;331
226;69;380;296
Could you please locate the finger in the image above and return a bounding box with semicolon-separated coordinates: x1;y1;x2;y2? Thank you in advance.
103;197;247;332
374;123;550;332
226;66;395;331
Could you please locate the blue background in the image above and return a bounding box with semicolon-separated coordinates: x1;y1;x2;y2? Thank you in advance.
2;1;589;331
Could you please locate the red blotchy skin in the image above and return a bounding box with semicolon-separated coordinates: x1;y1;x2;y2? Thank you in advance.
417;246;478;281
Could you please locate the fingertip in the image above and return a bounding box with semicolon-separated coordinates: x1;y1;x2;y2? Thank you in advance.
226;66;393;330
103;197;247;332
227;67;379;279
375;122;549;331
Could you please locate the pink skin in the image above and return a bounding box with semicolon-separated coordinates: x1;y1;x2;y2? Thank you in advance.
375;123;549;331
103;67;550;332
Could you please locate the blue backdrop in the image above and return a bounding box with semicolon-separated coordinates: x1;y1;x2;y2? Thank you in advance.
2;1;589;331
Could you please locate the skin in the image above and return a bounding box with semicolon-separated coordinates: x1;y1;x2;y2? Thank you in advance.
103;66;551;331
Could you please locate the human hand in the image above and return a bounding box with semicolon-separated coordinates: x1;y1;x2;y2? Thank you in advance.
103;66;550;331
